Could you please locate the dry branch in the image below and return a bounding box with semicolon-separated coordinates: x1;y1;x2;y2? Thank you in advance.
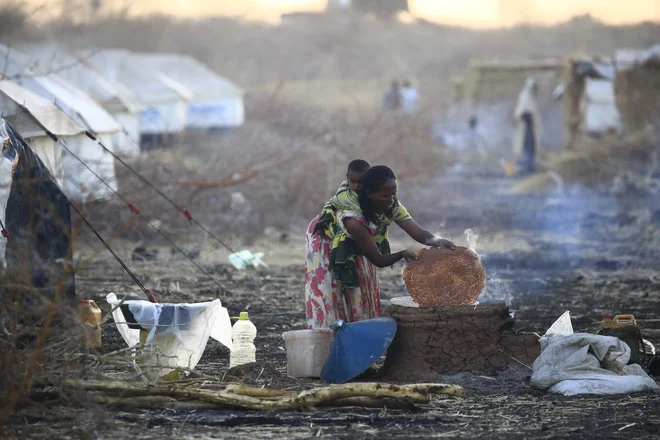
56;379;465;411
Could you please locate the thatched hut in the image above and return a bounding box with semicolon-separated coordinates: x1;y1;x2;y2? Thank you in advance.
614;45;660;135
449;59;565;150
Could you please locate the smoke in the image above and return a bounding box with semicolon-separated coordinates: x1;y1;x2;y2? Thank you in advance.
464;228;478;251
478;272;514;306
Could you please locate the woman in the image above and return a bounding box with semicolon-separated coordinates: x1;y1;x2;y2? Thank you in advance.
305;165;455;329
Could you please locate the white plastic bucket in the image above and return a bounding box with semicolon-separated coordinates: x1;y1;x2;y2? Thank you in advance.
282;329;334;378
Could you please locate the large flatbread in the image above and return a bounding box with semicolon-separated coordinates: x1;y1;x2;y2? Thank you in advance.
402;246;485;307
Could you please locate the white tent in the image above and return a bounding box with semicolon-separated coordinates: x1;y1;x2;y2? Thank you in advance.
13;72;120;201
139;53;245;129
0;79;85;266
80;49;189;138
0;43;119;201
15;43;143;157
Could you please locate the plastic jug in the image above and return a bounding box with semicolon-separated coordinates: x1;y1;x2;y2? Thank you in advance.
78;300;102;348
598;314;645;365
230;312;257;368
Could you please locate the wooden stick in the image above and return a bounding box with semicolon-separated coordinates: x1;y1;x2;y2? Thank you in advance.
57;380;465;411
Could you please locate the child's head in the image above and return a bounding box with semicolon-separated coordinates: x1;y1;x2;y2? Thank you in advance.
346;159;370;192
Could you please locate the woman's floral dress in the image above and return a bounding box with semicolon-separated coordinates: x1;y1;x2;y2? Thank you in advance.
304;212;379;329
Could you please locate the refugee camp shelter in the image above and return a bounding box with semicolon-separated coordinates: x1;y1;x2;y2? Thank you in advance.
448;59;565;151
80;48;190;147
614;44;660;135
14;70;120;202
139;53;244;131
0;79;85;266
0;43;120;201
15;43;144;157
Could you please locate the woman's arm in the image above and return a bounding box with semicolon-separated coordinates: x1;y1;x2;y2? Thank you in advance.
396;218;456;249
344;218;417;268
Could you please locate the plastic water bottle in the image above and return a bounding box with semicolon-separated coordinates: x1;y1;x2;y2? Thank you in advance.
229;312;257;368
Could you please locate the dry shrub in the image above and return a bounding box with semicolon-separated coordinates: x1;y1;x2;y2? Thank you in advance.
0;267;91;422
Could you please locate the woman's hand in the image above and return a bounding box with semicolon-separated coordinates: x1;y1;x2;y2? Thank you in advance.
428;236;457;250
396;219;456;250
401;249;418;262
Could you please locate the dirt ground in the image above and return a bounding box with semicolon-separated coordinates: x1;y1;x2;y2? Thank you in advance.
5;171;660;439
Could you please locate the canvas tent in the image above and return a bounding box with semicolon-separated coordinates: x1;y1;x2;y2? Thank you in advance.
14;71;120;201
614;44;660;135
80;48;190;145
15;43;144;157
0;79;86;265
0;44;119;202
138;52;244;130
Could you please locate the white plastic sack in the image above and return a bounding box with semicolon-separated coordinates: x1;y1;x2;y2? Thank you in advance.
106;293;232;378
531;318;659;396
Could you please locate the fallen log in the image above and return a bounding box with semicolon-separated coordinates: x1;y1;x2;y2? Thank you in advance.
56;380;465;411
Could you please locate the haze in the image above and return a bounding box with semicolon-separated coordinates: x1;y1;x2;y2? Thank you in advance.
24;0;660;26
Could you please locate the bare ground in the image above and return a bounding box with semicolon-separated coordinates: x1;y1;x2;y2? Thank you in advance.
4;172;660;439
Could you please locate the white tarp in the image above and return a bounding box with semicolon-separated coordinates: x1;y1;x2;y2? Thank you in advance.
139;52;244;128
530;312;659;396
615;43;660;71
582;78;621;134
574;58;616;81
81;49;189;135
106;292;232;380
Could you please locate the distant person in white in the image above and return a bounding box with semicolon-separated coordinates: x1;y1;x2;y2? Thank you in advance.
513;77;542;176
400;80;419;115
